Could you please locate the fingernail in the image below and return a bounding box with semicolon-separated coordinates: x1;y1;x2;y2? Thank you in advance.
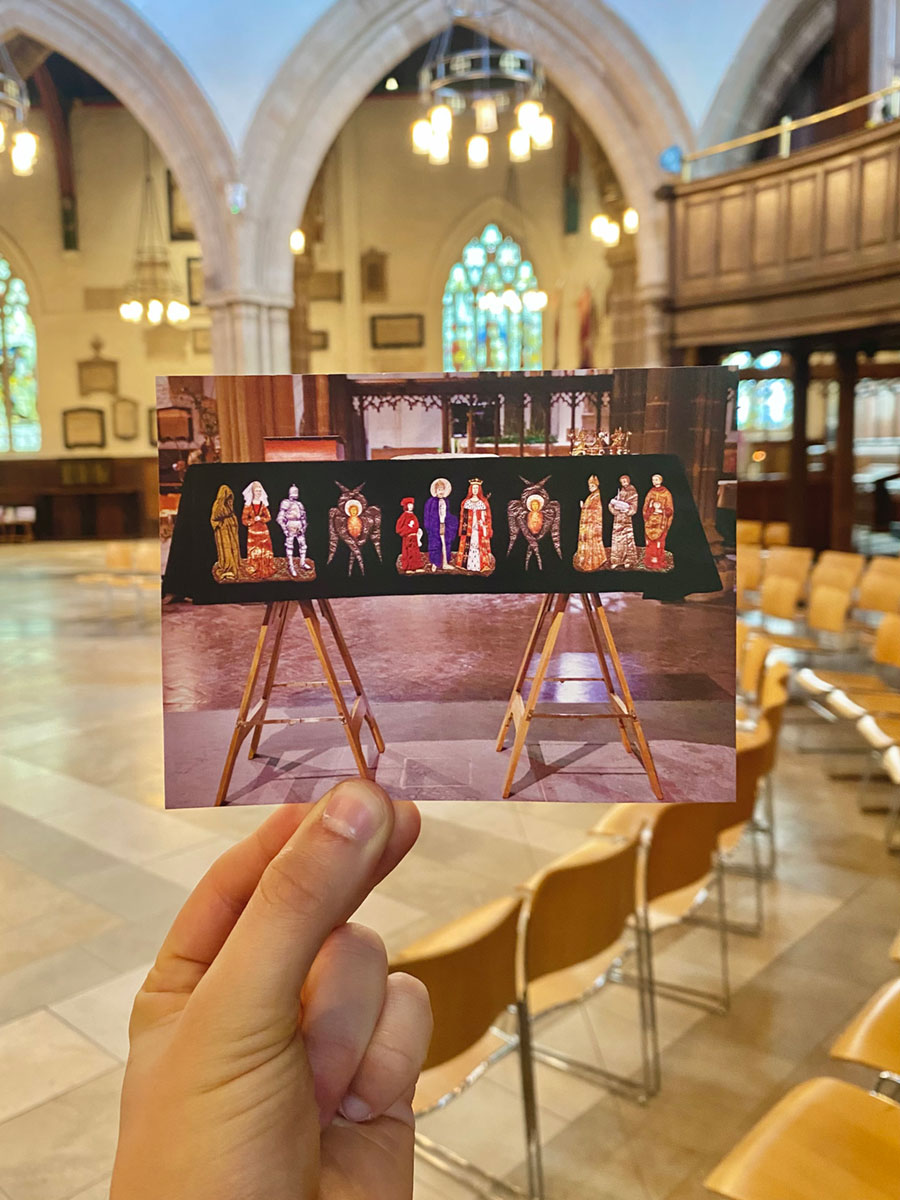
339;1093;372;1122
322;780;386;843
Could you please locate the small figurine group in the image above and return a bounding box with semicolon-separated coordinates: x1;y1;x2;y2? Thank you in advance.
568;427;632;456
573;472;674;572
210;481;317;583
394;478;495;577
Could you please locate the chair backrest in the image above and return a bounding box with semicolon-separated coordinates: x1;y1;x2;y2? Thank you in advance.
810;563;863;594
105;542;133;571
760;574;802;621
818;550;864;574
739;632;773;700
642;803;720;906
521;836;639;987
390;895;522;1070
736;519;762;545
857;573;900;616
866;556;900;578
806;585;852;634
765;546;814;583
737;546;763;591
763;521;790;547
758;663;790;769
873;614;900;668
720;718;772;835
133;541;161;574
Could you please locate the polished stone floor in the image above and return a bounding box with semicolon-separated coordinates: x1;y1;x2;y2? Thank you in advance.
0;541;898;1200
162;574;735;807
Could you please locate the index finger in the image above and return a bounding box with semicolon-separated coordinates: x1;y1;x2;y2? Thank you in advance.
189;779;402;1039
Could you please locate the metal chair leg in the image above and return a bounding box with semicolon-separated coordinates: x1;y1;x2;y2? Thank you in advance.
515;997;545;1200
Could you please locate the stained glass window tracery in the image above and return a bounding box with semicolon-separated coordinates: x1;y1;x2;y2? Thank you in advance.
722;349;793;434
0;257;40;452
442;224;543;372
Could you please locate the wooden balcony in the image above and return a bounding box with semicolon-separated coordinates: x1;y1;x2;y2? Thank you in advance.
665;121;900;349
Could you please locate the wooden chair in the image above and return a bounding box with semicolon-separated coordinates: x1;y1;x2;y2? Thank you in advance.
764;584;853;653
591;800;730;1092
880;744;900;854
830;977;900;1096
737;633;773;704
735;519;762;545
704;1077;900;1200
390;894;544;1200
857;573;900;620
758;574;803;623
796;613;900;700
764;545;814;585
736;547;763;608
763;521;790;547
516;834;655;1100
722;720;773;932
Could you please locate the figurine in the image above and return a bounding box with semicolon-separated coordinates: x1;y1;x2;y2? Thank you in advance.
423;477;459;572
327;482;382;576
573;474;607;572
276;483;311;577
210;485;240;582
642;472;675;571
395;496;425;573
507;476;562;571
456;479;494;574
241;481;275;579
608;474;640;569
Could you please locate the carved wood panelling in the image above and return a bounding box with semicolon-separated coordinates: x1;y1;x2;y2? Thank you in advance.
669;123;900;345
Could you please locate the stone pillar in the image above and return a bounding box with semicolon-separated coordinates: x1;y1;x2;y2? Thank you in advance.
209;298;293;372
788;344;811;547
832;348;858;552
290;252;313;374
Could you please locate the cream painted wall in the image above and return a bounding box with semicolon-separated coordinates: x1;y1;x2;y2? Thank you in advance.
306;94;615;446
0;104;212;460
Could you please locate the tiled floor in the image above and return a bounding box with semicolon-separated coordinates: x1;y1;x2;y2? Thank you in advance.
1;541;898;1199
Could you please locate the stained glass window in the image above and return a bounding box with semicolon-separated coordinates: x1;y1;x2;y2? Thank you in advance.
0;258;40;452
442;224;544;372
722;349;793;433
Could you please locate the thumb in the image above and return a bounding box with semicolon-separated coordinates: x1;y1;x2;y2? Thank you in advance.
190;779;394;1038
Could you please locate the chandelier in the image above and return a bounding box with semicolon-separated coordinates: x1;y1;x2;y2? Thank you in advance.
411;7;553;169
119;137;190;326
0;42;39;176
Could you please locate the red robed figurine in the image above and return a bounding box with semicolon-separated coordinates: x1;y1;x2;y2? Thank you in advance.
395;497;424;572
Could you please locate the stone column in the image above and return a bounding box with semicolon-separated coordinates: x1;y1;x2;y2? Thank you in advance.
832;347;858;552
209;298;293;372
788;343;811;547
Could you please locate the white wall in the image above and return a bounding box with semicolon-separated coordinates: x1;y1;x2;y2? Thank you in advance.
306;94;614;446
0;103;212;460
126;0;771;147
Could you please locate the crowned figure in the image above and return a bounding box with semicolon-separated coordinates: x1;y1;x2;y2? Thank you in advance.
573;474;607;572
457;478;493;574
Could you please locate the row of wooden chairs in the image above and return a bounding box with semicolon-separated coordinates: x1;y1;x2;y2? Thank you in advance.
705;933;900;1198
736;519;790;547
392;730;774;1199
739;548;900;624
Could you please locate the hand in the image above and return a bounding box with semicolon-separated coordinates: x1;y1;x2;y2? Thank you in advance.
111;782;430;1200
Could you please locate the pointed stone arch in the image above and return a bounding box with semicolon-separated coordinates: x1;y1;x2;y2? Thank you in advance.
0;0;237;315
698;0;837;163
241;0;694;366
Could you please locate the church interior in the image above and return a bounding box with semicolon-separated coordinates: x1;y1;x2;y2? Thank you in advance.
2;1;900;1197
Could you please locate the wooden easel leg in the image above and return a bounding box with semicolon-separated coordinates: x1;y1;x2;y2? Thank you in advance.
581;594;634;757
501;594;570;799
215;603;280;807
591;594;664;800
496;593;554;751
248;601;293;758
319;597;386;754
300;600;374;781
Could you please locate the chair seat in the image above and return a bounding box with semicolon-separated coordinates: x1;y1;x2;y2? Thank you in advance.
705;1077;900;1200
830;977;900;1076
810;670;888;693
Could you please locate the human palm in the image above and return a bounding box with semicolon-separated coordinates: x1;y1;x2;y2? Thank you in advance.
111;783;430;1200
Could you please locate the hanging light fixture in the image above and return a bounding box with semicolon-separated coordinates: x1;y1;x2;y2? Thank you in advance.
413;8;552;167
623;206;639;234
600;219;621;248
509;127;531;163
467;134;490;169
590;214;610;240
428;130;450;165
119;136;191;326
289;227;306;254
0;43;39;176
